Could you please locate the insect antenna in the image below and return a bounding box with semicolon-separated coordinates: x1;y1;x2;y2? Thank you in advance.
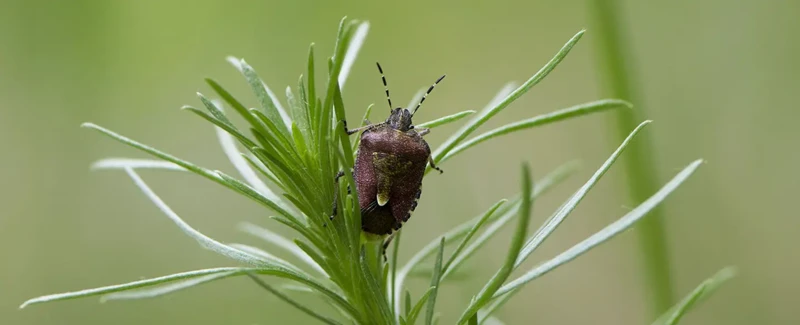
376;62;393;110
412;74;446;116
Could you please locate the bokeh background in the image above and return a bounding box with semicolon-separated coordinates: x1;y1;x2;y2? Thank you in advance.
2;1;798;324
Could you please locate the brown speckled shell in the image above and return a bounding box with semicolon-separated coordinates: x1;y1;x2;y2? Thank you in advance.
354;125;430;235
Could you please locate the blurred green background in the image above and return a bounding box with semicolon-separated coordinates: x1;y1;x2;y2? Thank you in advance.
2;0;798;324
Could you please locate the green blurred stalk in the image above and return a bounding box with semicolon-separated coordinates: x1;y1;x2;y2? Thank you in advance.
588;0;675;317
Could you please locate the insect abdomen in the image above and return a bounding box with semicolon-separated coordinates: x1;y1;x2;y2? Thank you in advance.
354;129;429;235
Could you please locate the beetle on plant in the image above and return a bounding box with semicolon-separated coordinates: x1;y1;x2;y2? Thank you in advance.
333;62;445;250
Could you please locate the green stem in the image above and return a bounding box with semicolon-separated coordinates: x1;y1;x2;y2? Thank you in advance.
588;0;675;317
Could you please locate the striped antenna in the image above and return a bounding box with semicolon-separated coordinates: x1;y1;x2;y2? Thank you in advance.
412;74;446;115
376;62;392;110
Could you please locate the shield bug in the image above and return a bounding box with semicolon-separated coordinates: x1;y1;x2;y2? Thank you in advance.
332;62;445;250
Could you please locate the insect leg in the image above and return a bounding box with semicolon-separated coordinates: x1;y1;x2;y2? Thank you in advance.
381;232;398;262
343;120;383;135
428;156;443;174
330;170;346;220
416;127;430;137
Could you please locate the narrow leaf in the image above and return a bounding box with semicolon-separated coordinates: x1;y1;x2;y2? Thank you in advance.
228;57;292;133
196;92;235;127
182;105;257;148
406;286;436;325
493;159;705;298
442;199;507;276
483;316;506;325
351;103;375;152
457;164;534;324
291;80;313;155
81;123;296;222
21;267;256;308
425;238;446;325
216;126;292;213
215;169;300;226
306;44;317;134
480;82;518;115
442;161;579;280
478;289;514;324
442;206;518;281
205;77;271;138
404;290;412;318
293;239;333;277
239;222;326;275
390;230;402;308
416;110;477;129
100;271;237;302
247;273;341;325
91;158;185;171
124;167;279;268
361;103;374;125
339;21;370;88
249;109;299;157
279;284;314;294
514;120;651;269
227;243;301;272
270;215;326;254
432;30;585;166
654;267;737;325
393;162;577;315
442;99;630;163
409;265;471;281
121;170;342;312
82;123;219;177
393;235;463;317
318;18;356;194
359;246;395;324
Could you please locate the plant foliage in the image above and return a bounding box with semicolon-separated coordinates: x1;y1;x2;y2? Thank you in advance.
21;17;727;325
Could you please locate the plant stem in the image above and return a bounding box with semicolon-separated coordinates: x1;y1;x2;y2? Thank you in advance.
588;0;675;317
